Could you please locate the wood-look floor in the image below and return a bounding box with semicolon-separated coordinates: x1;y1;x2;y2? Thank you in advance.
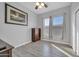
13;41;70;57
12;41;70;57
51;41;78;57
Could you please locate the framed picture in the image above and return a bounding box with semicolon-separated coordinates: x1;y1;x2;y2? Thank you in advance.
5;3;28;26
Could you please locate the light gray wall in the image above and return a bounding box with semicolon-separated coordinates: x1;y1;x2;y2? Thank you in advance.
0;2;37;48
37;6;71;46
71;2;79;55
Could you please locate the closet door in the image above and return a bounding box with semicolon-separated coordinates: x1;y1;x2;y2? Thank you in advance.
51;16;64;42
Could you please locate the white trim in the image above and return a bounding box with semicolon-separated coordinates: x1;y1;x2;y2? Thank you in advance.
51;44;72;57
15;41;31;48
42;39;70;45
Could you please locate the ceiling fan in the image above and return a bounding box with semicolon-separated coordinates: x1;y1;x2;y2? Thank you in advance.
35;2;48;9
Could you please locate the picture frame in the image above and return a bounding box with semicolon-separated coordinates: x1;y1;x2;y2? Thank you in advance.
5;3;28;26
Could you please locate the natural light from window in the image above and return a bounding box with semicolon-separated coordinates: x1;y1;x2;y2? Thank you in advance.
44;18;50;26
53;16;63;26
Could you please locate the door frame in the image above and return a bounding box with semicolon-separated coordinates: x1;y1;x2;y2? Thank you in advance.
75;9;79;55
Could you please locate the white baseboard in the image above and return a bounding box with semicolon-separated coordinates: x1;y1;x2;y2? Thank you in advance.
15;41;31;48
42;39;70;45
51;44;72;57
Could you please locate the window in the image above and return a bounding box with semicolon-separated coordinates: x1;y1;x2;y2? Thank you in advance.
43;18;50;39
44;18;50;26
52;16;64;26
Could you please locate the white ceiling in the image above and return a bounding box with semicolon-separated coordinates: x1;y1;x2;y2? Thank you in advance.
19;2;71;15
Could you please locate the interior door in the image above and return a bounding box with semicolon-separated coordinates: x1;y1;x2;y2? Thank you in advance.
52;16;64;42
